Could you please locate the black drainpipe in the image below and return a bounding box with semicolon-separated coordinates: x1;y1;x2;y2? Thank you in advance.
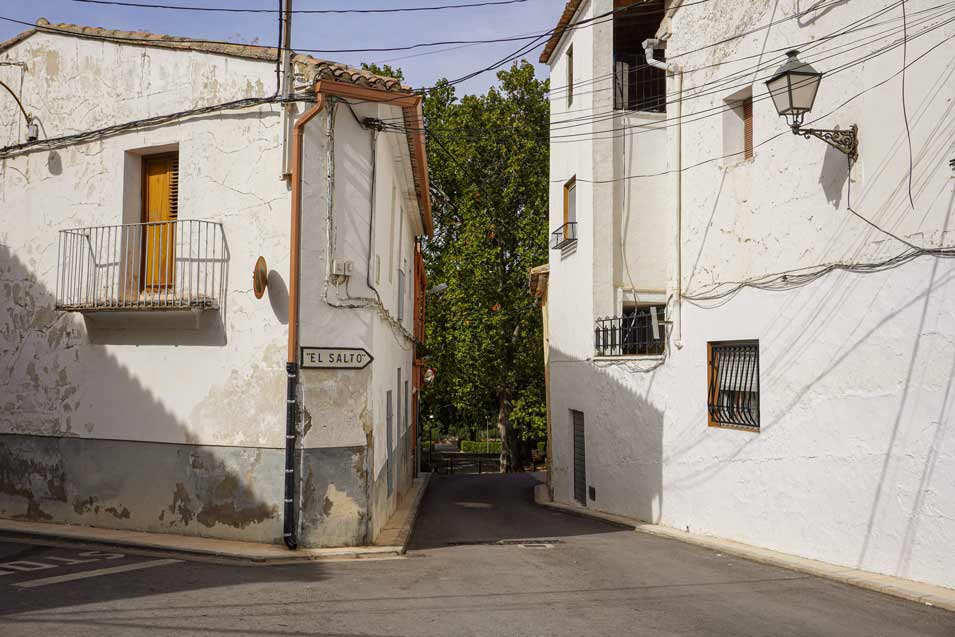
284;361;299;549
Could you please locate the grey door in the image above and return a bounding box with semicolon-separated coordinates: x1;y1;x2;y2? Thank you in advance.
386;390;393;496
572;410;586;506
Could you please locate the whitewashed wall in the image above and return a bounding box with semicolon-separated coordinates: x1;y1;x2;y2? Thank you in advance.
546;0;955;589
297;98;421;541
0;32;290;448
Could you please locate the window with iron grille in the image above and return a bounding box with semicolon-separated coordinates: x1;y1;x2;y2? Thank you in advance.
594;305;665;356
707;340;760;430
612;1;667;112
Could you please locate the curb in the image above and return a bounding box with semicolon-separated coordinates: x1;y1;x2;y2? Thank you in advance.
373;472;432;552
0;475;433;566
533;485;955;613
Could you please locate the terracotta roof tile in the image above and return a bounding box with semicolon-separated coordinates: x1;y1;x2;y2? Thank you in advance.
539;0;582;65
0;18;410;94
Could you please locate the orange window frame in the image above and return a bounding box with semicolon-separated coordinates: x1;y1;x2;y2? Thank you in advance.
563;176;576;226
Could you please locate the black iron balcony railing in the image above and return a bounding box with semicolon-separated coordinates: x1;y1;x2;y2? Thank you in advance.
56;219;229;311
550;221;578;249
613;52;667;113
594;306;666;356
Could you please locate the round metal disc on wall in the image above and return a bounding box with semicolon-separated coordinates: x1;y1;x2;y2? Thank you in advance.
253;256;268;299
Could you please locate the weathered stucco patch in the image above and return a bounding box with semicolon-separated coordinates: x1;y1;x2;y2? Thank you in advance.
195;474;278;529
168;482;194;526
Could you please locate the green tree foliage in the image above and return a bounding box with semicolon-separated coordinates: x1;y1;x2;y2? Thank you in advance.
421;63;549;471
362;61;549;471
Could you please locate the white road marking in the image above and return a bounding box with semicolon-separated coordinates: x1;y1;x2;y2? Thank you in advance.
13;559;180;589
46;556;99;565
0;561;58;571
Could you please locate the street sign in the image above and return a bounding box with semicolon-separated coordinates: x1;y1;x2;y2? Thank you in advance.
300;347;373;370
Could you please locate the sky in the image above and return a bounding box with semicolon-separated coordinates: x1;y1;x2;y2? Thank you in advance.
0;0;565;96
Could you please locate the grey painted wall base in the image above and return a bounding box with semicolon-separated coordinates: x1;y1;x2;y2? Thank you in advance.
0;433;370;547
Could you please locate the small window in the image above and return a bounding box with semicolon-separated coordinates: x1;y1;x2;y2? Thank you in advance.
742;96;754;160
594;304;665;357
566;44;574;106
397;270;405;322
563;176;576;225
722;88;754;164
707;340;760;430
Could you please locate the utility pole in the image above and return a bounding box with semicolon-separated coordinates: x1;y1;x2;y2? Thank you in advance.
280;0;294;180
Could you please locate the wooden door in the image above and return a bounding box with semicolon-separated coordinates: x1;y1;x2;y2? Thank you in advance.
142;153;179;290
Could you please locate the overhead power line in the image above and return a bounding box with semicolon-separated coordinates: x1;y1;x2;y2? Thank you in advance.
0;14;551;54
71;0;533;14
550;28;953;184
377;12;953;147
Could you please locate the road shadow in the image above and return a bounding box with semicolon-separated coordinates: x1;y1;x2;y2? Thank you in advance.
409;472;626;550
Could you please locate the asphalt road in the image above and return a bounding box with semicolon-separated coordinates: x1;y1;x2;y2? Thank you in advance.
1;473;953;636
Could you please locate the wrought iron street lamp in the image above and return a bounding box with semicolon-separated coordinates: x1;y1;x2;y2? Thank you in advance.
766;50;858;161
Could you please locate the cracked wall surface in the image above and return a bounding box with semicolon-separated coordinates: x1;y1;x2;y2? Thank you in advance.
0;30;421;546
0;31;295;542
0;32;290;449
545;0;955;590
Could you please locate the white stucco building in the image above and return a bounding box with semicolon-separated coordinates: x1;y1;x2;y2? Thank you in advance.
539;0;955;589
0;19;431;548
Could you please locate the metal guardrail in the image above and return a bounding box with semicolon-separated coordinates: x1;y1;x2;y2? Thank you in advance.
550;221;578;249
595;307;666;356
56;219;229;311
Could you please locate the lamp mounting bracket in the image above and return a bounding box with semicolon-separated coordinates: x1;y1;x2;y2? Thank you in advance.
791;123;859;162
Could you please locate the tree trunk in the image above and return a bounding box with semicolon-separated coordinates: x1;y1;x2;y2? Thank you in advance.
497;392;521;472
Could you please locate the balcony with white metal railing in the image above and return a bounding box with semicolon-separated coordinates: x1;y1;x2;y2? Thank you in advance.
56;219;229;312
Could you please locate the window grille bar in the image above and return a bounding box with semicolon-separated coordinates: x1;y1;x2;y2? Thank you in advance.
708;341;759;429
550;221;578;249
594;307;665;357
54;219;227;312
613;52;667;113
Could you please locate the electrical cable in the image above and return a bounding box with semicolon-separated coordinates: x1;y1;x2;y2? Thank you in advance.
901;0;916;209
379;12;953;149
71;0;534;13
845;155;923;251
375;0;954;140
543;23;954;182
273;0;282;96
682;110;955;306
0;94;311;159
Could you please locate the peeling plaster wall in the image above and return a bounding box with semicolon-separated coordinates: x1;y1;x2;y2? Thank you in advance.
0;433;282;541
0;33;297;541
0;32;291;448
296;98;419;545
546;0;955;589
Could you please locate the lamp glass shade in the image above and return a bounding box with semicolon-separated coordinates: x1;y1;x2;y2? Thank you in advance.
765;51;822;116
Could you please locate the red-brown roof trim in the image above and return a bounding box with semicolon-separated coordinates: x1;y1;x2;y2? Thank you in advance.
539;0;583;65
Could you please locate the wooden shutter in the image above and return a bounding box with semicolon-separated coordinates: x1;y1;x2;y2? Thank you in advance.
742;97;753;160
142;153;179;290
169;155;179;220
